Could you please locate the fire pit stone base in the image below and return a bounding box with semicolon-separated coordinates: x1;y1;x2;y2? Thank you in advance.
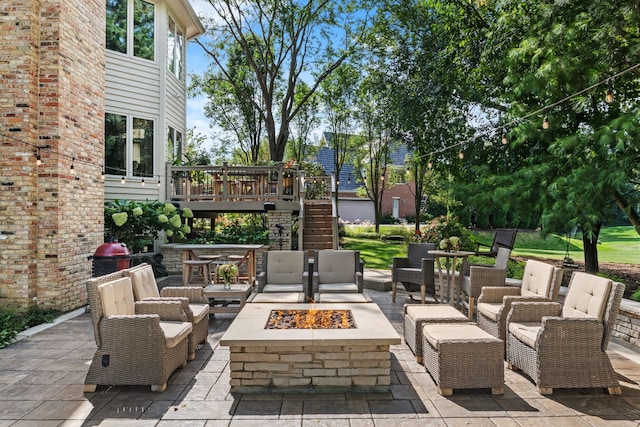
221;303;401;393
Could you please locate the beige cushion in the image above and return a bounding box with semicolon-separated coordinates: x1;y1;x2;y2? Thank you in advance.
423;323;496;350
318;250;355;284
406;305;467;322
251;292;304;303
267;251;305;285
127;265;160;300
263;284;305;293
98;277;135;316
476;302;501;322
318;283;358;293
159;321;192;348
189;303;209;323
508;322;541;348
562;272;612;320
520;260;554;297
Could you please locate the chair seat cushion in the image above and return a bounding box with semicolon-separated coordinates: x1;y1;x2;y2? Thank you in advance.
423;323;496;351
508;321;541;348
406;305;466;322
263;284;305;293
189;303;209;323
477;302;501;321
318;283;358;293
159;320;192;348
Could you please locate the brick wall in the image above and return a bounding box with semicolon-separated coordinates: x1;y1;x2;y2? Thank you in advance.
381;182;416;219
0;0;105;311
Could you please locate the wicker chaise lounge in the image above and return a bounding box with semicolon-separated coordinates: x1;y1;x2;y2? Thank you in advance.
85;270;192;392
505;272;625;395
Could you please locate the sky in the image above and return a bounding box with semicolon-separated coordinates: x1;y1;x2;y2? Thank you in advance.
186;1;216;150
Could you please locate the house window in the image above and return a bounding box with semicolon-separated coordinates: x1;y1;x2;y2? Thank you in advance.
167;126;183;163
105;113;155;178
167;16;185;80
106;0;155;61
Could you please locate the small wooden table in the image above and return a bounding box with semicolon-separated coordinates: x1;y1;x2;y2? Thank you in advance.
203;283;252;315
428;250;474;306
175;244;264;285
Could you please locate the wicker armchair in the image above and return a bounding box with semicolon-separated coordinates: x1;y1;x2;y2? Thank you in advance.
313;250;363;294
477;259;562;342
505;272;624;395
459;247;511;320
125;263;209;360
84;271;192;392
391;243;436;304
256;250;309;293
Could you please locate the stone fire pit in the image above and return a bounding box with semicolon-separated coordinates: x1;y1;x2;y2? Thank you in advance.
220;303;401;392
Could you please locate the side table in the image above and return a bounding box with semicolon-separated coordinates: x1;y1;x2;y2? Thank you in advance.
203;283;252;315
428;250;474;306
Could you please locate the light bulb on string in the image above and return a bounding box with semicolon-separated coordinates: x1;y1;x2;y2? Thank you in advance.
121;176;126;184
100;167;105;180
70;158;75;175
501;133;508;145
36;153;42;166
141;178;145;186
458;151;464;159
605;89;614;104
542;116;550;129
427;161;433;169
157;177;161;187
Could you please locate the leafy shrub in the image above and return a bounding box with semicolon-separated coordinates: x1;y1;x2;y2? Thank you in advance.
105;200;194;253
418;214;476;251
0;306;59;349
188;213;269;244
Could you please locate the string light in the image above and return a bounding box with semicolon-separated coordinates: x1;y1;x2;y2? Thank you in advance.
121;176;125;184
605;89;614;104
141;178;145;186
100;167;105;180
542;116;550;129
157;178;161;187
427;161;433;169
458;151;464;159
36;153;42;166
501;133;508;145
70;157;75;175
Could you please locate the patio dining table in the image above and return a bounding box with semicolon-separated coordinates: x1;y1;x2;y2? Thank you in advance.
428;250;474;306
174;244;264;285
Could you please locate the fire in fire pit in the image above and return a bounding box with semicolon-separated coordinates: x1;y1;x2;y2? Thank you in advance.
266;309;355;329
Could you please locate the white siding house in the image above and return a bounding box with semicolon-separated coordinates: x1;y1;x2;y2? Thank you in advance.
104;0;204;202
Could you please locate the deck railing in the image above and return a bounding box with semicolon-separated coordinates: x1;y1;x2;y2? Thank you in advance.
166;162;301;203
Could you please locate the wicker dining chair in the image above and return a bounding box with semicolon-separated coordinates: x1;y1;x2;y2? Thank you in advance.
391;243;436;304
459;247;511;320
125;263;209;361
476;259;562;342
505;272;624;395
84;271;192;392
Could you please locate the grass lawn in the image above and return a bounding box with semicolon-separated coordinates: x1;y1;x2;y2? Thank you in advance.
343;225;639;269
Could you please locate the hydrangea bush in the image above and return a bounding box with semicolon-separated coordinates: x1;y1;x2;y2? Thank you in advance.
418;214;475;251
104;200;193;253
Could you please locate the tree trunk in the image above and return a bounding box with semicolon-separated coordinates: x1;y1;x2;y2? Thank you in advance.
582;223;601;273
612;190;640;235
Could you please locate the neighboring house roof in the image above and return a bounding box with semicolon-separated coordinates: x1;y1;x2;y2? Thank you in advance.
315;133;411;192
169;0;206;39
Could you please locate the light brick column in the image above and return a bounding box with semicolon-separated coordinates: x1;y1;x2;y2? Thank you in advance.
0;0;105;311
267;210;291;250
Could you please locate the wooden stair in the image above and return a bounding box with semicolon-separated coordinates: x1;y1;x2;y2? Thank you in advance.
302;202;334;256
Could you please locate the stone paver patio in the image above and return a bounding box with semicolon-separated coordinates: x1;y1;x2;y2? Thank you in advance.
1;273;640;426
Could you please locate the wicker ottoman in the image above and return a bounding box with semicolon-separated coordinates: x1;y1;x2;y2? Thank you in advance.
404;304;468;363
422;323;504;396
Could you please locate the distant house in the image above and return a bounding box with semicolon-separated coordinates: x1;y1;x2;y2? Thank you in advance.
315;133;416;223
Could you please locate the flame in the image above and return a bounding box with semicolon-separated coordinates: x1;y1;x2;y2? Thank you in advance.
267;309;353;329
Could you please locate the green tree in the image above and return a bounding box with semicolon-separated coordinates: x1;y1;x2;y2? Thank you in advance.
287;81;320;163
194;0;373;161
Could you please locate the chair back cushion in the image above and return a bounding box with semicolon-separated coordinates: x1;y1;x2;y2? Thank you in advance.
562;272;612;320
407;243;435;269
494;247;511;269
318;250;355;284
267;251;305;284
520;260;555;297
127;264;160;300
98;276;135;316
